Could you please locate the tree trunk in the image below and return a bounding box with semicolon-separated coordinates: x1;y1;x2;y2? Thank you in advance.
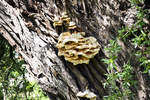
0;0;150;100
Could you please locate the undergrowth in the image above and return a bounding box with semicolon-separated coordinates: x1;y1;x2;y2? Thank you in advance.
103;0;150;99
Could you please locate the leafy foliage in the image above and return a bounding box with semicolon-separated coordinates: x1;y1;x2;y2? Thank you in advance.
0;36;49;100
119;0;150;74
103;40;136;100
103;0;150;99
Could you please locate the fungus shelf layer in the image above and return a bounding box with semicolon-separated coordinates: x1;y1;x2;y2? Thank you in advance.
54;12;100;65
56;32;100;65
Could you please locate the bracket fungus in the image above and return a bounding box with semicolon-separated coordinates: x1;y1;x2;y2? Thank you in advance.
68;21;78;34
61;12;70;24
53;16;62;27
54;12;100;65
68;21;77;29
76;89;97;100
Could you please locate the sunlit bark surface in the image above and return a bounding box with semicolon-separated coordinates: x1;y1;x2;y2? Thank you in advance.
0;0;150;100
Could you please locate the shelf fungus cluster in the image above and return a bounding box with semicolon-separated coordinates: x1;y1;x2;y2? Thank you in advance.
76;89;97;100
53;12;100;65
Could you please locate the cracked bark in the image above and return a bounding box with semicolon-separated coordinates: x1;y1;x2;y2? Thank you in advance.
0;0;150;100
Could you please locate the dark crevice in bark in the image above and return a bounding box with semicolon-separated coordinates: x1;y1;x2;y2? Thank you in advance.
84;64;102;98
46;91;66;100
91;59;106;78
64;60;88;91
5;0;17;8
88;63;106;94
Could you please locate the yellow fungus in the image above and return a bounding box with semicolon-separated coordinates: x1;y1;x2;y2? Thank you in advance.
56;32;100;65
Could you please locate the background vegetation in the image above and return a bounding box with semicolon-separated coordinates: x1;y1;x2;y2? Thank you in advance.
103;0;150;99
0;36;49;100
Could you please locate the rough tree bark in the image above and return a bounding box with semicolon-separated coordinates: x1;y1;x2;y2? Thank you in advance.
0;0;150;100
